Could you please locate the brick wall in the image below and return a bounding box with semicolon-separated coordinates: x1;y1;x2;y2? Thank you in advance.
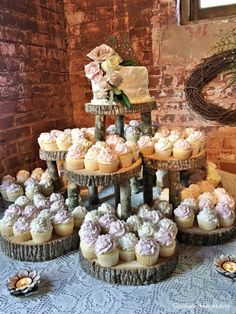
0;0;73;177
64;0;236;158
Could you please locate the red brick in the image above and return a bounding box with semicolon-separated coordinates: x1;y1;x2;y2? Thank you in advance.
223;137;236;150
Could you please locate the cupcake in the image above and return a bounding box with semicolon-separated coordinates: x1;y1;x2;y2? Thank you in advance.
84;209;101;222
142;210;164;225
97;148;119;173
66;144;85;171
95;234;119;267
33;193;46;205
215;203;235;227
125;126;140;143
0;181;11;200
108;220;129;238
197;208;218;231
137;203;151;219
217;194;235;211
24;177;38;188
37;209;55;222
56;132;72;151
126;215;143;233
34;198;51;210
138;221;155;238
16;170;30;185
0;213;20;237
85;127;95;143
106;124;116;135
1;175;15;184
118;232;139;262
213;188;227;201
156;218;178;238
138;136;154;155
49;193;64;203
71;128;86;143
186;131;203;156
135;238;160;266
39;178;54;197
168;133;181;145
15;196;31;208
25;184;41;200
197;180;215;193
159;127;170;137
154;137;172;159
188;184;201;199
106;134;125;150
173;139;192;159
30;217;53;243
114;143;133;168
38;133;58;151
5;204;23;216
181;198;199;215
84;146;99;171
152;200;173;218
79;221;101;238
198;193;215;211
125;141;140;161
183;127;196;138
53;210;74;236
75;138;92;151
98;213;117;233
51;199;67;213
129;119;142;130
80;233;98;259
174;204;194;229
13;217;31;242
22;205;39;221
97;203;116;215
154;228;176;257
71;205;88;228
6;184;24;202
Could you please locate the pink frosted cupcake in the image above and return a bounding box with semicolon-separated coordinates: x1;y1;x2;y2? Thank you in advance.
0;181;12;200
173;139;192;159
53;210;74;236
5;204;23;216
79;221;101;238
35;198;51;210
106;124;116;135
56;132;72;151
138;136;154;155
154;228;176;257
85;127;95;143
135;238;160;266
66;144;86;171
217;194;235;211
38;133;58;151
154;137;172;159
49;193;64;203
22;205;39;221
98;213;117;233
76;138;92;151
95;234;119;267
51;200;67;213
215;203;235;227
6;184;24;202
84;146;100;171
80;232;99;259
13;217;31;242
108;220;129;238
97;148;119;173
142;210;164;225
106;134;125;150
71;128;86;143
114;143;133;168
174;204;194;229
198;193;216;211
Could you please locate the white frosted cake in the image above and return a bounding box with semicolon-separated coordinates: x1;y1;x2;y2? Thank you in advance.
85;44;154;105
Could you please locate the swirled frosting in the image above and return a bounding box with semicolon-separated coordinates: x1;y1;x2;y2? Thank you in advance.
13;217;30;234
56;132;72;143
7;184;23;193
173;139;191;150
95;234;116;255
0;213;20;226
125;141;139;152
106;124;116;135
15;196;31;208
168;133;180;144
156;218;178;238
81;233;98;247
22;205;39;220
142;210;164;225
153;200;173;217
159;127;170;137
33;193;45;204
186;131;204;143
24;178;38;187
174;204;193;218
97;203;115;215
16;170;30;181
38;132;55;143
49;193;64;203
197;208;218;225
94;141;108;150
118;232;138;250
1;175;15;184
129;120;142;129
138;135;153;147
35;199;51;210
126;215;142;233
51;200;67;213
125;126;140;136
181;198;198;213
97;148;119;163
25;185;40;196
138;221;155;238
108;220;129;237
30;217;53;233
154;228;175;246
37;209;54;222
67;144;86;158
217;194;235;210
137;203;151;219
114;143;130;155
106;134;125;147
84;146;99;160
53;210;73;224
155;137;172;150
5;204;23;215
98;213;117;229
135;238;159;256
215;203;235;220
71;128;86;142
79;221;101;238
84;209;101;222
72;206;88;219
39;178;53;189
76;138;92;150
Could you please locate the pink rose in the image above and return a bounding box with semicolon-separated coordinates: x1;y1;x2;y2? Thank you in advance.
87;44;114;62
85;62;101;80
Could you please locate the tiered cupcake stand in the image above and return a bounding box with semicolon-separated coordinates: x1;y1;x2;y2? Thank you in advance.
142;152;236;245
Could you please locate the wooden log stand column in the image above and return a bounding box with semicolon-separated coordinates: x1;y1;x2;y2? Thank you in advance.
142;152;206;207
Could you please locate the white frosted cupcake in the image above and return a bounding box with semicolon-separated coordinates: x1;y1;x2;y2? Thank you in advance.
66;144;85;171
156;218;178;238
138;221;155;238
154;137;172;159
114;142;133;168
76;138;92;151
84;146;99;171
153;200;173;218
186;131;203;156
37;209;55;222
154;228;176;257
13;217;31;242
125;126;141;143
174;204;194;229
118;232;139;261
30;217;53;243
106;134;125;150
215;203;235;227
138;136;154;155
71;205;88;228
106;124;116;135
197;208;218;231
53;210;74;236
38;133;58;151
97;203;116;215
126;215;143;233
84;209;101;222
135;238;160;266
25;185;41;201
71;128;86;144
108;220;129;238
6;184;24;202
173;139;192;159
39;178;54;197
15;196;31;208
56;132;72;151
95;234;119;267
0;213;20;237
33;193;46;205
181;198;199;214
137;203;151;218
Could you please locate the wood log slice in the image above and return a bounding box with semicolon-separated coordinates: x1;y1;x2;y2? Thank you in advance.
84;101;157;115
142;151;206;171
63;158;142;186
39;150;67;161
177;221;236;246
0;231;80;262
79;248;179;285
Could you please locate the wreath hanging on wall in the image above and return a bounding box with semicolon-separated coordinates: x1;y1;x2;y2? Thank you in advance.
185;49;236;125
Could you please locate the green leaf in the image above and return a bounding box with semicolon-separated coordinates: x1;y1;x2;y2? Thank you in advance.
114;91;131;109
120;59;137;66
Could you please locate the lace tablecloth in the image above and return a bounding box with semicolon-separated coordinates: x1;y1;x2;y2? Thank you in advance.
0;189;235;314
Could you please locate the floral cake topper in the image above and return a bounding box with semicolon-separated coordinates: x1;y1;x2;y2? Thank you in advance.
85;43;135;108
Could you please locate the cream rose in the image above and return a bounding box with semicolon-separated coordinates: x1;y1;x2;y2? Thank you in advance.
87;44;114;62
85;62;101;81
108;71;123;87
101;54;122;73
